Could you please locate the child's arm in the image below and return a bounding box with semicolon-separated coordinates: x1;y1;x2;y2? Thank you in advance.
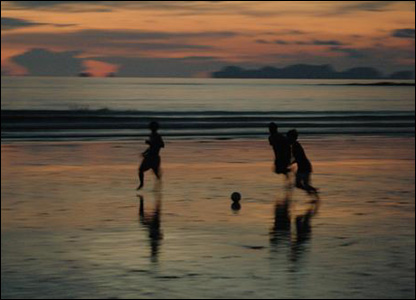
142;148;149;156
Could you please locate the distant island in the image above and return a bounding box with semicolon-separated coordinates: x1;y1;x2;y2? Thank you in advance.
211;64;415;80
77;72;116;78
343;82;415;86
78;72;92;77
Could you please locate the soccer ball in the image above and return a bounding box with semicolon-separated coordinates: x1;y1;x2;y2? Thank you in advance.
231;192;241;202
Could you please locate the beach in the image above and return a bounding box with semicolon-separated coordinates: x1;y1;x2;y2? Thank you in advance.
2;137;415;299
2;1;415;298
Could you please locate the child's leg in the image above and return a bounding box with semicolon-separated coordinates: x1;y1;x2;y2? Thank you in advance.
295;172;304;189
152;167;161;180
137;161;146;190
303;173;317;193
137;169;144;190
152;157;162;180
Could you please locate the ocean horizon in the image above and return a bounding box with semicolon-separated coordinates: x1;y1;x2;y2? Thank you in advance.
2;77;415;142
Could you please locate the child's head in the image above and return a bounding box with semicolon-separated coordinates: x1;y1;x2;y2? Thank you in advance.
149;121;160;132
269;122;278;134
287;129;298;143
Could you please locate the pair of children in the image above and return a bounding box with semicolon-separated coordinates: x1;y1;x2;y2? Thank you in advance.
269;122;318;194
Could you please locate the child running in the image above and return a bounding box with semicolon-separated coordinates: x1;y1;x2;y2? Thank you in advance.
137;121;165;190
287;129;318;194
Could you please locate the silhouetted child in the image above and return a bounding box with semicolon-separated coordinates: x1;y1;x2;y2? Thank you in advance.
137;121;165;190
287;129;318;194
268;122;291;177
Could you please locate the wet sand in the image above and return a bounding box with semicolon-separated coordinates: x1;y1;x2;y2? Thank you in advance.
1;137;415;299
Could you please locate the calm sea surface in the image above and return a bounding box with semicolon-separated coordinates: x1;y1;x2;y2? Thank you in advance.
1;77;415;141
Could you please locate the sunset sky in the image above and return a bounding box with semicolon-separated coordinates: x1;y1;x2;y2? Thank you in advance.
1;1;415;77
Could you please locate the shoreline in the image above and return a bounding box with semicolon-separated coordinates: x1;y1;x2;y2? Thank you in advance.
2;134;416;145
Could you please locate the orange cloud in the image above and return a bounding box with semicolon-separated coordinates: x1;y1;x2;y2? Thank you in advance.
83;60;119;77
1;1;414;76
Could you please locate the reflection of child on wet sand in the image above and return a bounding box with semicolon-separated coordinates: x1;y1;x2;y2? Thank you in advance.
287;129;318;194
138;194;163;263
137;122;165;190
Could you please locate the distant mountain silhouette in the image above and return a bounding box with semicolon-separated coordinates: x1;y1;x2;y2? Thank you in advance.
211;64;415;79
78;72;92;77
388;71;414;80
